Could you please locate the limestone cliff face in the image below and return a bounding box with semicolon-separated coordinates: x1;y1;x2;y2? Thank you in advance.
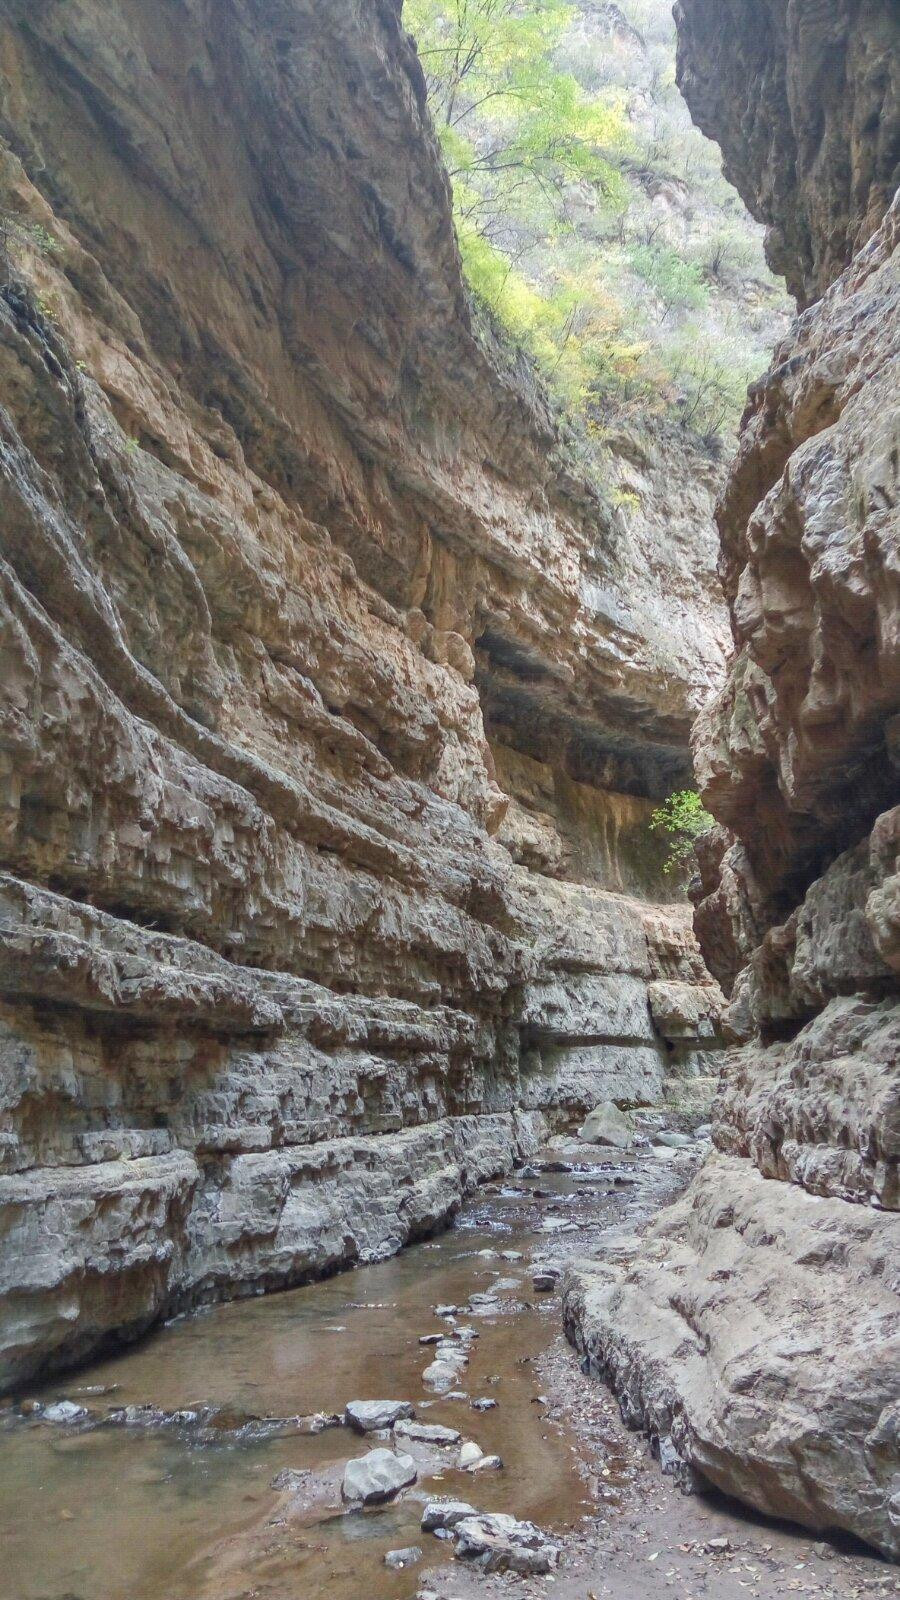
0;0;725;1386
566;0;900;1560
675;0;900;305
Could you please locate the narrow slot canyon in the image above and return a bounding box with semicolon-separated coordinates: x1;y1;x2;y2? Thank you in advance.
0;2;896;1597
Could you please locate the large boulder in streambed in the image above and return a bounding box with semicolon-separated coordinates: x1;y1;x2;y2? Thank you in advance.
577;1102;634;1149
341;1448;417;1504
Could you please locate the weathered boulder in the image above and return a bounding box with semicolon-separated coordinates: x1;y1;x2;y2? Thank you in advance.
421;1499;477;1532
344;1400;414;1435
578;1103;634;1150
341;1449;417;1506
564;1155;900;1557
453;1513;561;1575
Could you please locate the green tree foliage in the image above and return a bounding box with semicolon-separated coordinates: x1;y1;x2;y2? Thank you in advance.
405;0;789;437
407;0;635;407
649;789;713;875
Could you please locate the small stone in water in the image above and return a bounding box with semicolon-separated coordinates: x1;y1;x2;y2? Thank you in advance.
295;1411;342;1434
395;1419;460;1446
532;1264;560;1291
422;1360;460;1391
467;1452;503;1472
384;1546;422;1569
471;1398;497;1411
458;1440;483;1467
42;1401;88;1424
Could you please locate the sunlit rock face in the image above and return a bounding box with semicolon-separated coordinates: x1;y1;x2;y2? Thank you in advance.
566;1;900;1559
0;0;727;1386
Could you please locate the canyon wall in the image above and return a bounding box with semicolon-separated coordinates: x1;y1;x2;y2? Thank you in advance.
566;0;900;1560
0;0;726;1388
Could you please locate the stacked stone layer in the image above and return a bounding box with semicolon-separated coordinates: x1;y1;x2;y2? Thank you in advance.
0;0;725;1386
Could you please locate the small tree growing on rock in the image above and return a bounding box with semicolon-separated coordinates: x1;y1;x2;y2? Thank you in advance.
649;788;713;874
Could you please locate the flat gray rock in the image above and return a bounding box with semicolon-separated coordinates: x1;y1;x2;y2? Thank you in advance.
344;1399;414;1433
384;1546;421;1569
421;1499;477;1531
394;1418;460;1446
341;1448;417;1504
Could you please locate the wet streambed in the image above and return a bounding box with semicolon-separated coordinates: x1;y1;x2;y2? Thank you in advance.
0;1149;686;1600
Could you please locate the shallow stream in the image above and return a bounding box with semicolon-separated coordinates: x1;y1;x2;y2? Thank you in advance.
0;1152;680;1600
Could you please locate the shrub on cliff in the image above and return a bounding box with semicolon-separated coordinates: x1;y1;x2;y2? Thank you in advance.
649;789;713;874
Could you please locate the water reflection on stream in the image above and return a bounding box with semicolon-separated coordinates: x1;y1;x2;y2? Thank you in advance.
0;1159;661;1600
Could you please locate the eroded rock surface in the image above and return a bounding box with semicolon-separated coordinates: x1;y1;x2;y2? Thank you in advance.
0;0;725;1387
567;13;900;1558
675;0;900;305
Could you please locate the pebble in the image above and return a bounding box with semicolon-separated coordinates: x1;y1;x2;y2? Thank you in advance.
395;1419;460;1446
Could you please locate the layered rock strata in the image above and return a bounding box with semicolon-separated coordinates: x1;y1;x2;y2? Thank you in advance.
0;0;724;1387
566;1;900;1558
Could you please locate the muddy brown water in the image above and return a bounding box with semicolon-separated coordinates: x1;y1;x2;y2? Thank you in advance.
0;1160;669;1600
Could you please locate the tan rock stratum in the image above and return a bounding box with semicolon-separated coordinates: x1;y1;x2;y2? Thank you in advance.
0;0;725;1388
